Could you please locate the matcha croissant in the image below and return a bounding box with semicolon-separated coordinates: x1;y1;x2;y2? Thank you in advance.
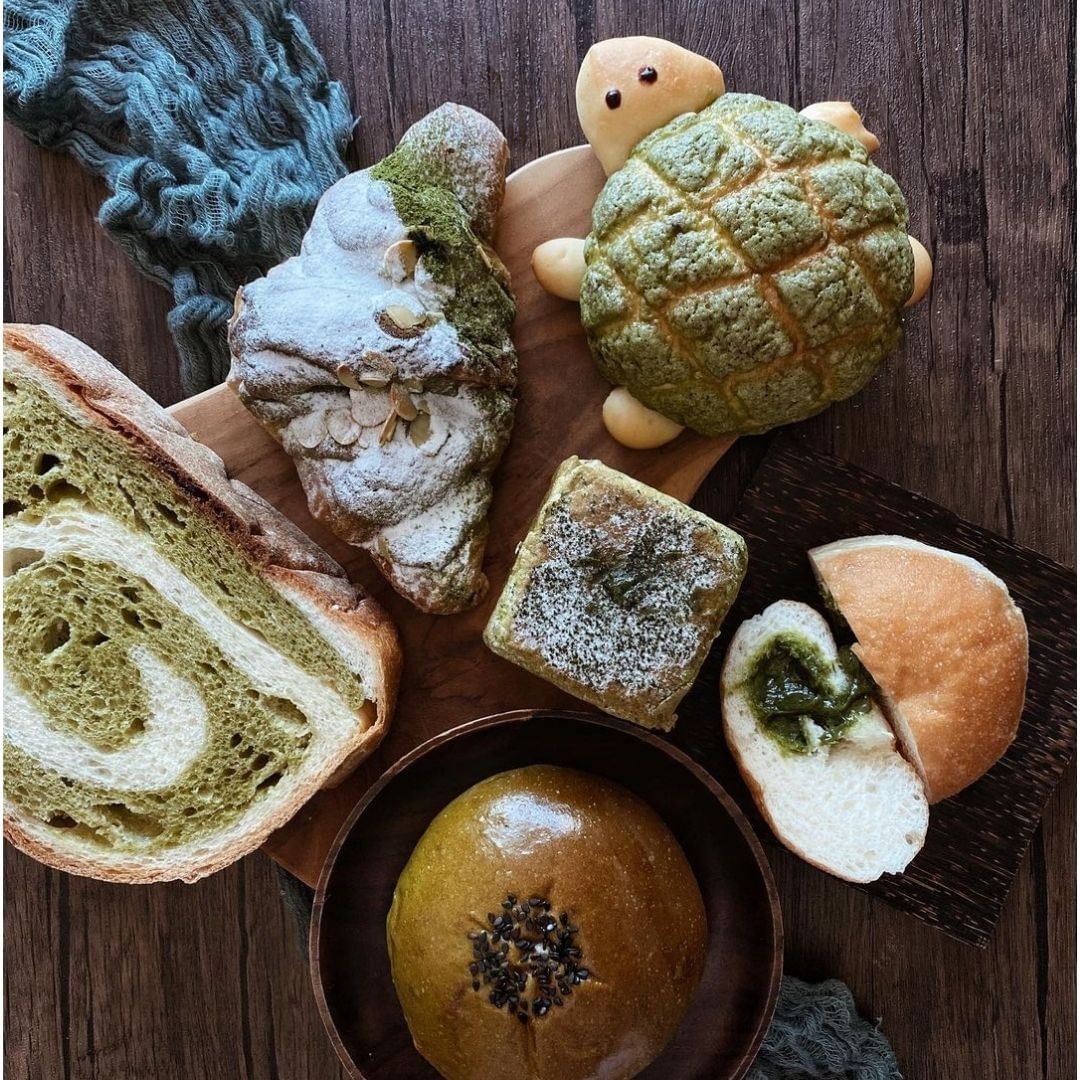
229;104;517;614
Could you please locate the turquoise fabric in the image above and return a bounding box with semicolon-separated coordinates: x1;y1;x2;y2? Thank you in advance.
3;0;353;392
750;975;902;1079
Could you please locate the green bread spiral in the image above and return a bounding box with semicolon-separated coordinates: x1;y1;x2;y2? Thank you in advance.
5;554;313;851
3;371;366;855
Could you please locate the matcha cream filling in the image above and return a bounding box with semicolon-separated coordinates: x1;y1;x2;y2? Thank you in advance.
744;633;874;754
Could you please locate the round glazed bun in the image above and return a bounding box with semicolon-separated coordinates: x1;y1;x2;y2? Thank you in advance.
387;765;706;1080
722;600;928;882
809;536;1028;803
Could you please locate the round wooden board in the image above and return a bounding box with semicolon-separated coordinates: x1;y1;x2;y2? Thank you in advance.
169;145;735;887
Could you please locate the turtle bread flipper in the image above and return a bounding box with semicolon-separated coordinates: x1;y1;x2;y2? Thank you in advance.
229;104;517;614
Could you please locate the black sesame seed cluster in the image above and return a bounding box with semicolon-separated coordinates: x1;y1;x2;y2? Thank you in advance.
466;894;589;1023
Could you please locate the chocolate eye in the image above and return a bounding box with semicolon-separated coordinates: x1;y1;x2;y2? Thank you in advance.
638;66;658;84
605;88;622;109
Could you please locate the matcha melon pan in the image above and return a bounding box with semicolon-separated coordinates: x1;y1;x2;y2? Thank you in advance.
167;144;738;888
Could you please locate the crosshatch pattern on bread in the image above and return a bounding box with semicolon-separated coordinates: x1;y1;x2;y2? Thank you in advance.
3;325;401;883
484;457;747;729
580;93;914;436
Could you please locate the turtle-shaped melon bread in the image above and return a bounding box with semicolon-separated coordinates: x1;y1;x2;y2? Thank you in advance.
229;104;516;614
533;37;933;448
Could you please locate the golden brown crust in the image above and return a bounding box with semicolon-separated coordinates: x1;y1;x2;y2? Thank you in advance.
810;536;1028;802
2;324;403;882
387;766;705;1080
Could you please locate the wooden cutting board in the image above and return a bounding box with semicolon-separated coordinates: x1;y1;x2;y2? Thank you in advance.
169;145;735;887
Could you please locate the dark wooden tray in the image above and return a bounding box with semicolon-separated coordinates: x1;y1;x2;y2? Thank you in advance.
670;437;1077;948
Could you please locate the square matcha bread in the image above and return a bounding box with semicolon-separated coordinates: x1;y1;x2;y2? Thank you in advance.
3;325;402;883
484;457;747;729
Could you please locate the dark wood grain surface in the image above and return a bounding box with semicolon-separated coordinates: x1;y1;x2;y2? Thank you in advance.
3;1;1074;1078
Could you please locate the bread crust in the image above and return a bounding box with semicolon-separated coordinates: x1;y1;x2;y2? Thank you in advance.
3;324;403;882
386;765;706;1080
809;535;1028;803
575;37;726;175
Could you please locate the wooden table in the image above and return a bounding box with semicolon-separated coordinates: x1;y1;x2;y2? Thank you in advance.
3;1;1074;1077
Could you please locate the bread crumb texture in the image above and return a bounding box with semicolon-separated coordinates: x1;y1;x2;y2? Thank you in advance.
3;370;365;856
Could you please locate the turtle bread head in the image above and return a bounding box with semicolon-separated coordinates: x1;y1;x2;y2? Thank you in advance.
579;91;916;437
576;36;725;175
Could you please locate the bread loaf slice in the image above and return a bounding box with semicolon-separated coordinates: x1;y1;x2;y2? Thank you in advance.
721;600;927;882
3;325;402;883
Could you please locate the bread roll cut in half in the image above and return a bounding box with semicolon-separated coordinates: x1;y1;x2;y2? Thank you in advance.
3;325;402;883
810;536;1028;802
722;601;928;882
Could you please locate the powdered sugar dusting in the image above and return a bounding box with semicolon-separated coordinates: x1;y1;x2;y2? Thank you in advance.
227;106;515;613
487;459;747;727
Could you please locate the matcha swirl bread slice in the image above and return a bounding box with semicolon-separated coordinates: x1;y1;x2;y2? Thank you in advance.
3;325;401;883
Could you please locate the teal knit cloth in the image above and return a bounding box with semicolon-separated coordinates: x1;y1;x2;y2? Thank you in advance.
750;976;902;1079
3;0;353;393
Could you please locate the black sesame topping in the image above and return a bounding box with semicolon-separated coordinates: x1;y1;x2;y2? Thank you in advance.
638;65;658;83
465;893;590;1023
605;88;622;109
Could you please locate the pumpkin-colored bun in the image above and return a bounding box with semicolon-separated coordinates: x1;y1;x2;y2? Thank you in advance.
387;765;707;1080
581;93;914;436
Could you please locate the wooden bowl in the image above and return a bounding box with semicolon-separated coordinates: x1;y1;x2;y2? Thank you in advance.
310;709;783;1080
